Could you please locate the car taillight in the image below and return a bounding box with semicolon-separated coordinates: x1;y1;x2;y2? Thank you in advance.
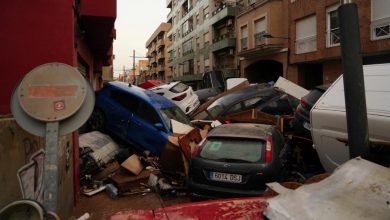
265;137;273;164
300;98;308;108
172;93;187;101
192;138;206;157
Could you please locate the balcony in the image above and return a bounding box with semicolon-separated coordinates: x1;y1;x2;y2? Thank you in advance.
211;5;236;26
79;0;116;55
174;73;203;82
158;65;165;72
157;53;165;60
182;27;194;38
149;57;157;64
254;31;266;47
183;49;194;56
295;35;317;54
238;0;270;16
211;35;236;52
157;39;164;49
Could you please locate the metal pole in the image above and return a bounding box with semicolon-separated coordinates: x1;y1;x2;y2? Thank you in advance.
338;0;370;158
133;50;136;84
43;122;60;213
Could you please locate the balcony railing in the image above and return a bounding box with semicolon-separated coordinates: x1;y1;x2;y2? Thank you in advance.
326;28;340;48
157;53;165;60
371;17;390;40
295;35;317;54
183;49;194;56
213;31;235;43
254;31;266;47
157;39;164;48
241;37;248;50
182;27;194;37
238;0;269;16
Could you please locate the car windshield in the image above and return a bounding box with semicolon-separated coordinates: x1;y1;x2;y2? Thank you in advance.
160;106;191;131
200;138;263;163
170;82;189;93
206;100;225;118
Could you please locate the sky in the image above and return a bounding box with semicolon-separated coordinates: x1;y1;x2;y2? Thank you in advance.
113;0;170;76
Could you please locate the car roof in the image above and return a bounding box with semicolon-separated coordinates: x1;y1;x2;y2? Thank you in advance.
207;123;273;140
104;81;176;109
214;84;276;106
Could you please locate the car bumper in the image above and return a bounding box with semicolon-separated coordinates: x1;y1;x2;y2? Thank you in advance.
182;96;200;115
188;179;266;199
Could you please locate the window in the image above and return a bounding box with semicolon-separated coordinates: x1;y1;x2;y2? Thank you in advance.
203;6;209;19
183;38;193;55
200;138;263;163
254;17;266;46
137;102;161;125
170;82;189;93
110;90;139;113
204;58;210;70
204;32;210;44
295;15;317;54
371;0;390;40
326;4;340;47
240;25;248;50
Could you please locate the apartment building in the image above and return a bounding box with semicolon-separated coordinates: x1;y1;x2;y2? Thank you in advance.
236;0;289;84
289;0;390;89
146;23;172;82
166;0;239;88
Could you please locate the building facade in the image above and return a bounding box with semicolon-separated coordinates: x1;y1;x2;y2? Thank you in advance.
0;1;116;218
288;0;390;89
236;0;289;84
145;23;172;82
166;0;239;88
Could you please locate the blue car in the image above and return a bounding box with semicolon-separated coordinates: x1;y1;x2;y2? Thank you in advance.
87;81;191;156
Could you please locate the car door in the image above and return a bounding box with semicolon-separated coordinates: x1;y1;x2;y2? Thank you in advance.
127;101;168;156
106;89;137;139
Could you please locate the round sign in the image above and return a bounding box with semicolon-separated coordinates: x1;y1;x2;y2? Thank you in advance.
18;63;87;122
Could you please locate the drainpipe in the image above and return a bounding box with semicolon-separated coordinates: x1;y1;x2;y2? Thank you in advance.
338;0;370;159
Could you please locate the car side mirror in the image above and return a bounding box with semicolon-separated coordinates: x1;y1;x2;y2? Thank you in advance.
154;123;164;131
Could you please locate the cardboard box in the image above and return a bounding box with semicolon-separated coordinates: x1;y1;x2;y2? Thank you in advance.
121;154;143;175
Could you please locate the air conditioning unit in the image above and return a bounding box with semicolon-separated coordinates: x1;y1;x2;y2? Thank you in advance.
227;19;233;26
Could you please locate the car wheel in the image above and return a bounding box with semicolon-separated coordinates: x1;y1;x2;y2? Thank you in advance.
87;109;106;131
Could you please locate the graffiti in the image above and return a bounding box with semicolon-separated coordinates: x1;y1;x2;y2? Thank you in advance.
17;149;45;203
65;141;71;173
23;138;40;163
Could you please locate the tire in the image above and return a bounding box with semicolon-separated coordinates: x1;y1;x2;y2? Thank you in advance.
87;109;106;131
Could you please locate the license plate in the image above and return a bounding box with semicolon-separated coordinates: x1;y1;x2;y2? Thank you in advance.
210;172;242;183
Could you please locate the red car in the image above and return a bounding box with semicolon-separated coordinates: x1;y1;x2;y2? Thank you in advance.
107;196;268;220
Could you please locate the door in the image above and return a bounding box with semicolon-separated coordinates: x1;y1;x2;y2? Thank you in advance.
106;89;137;139
127;102;168;156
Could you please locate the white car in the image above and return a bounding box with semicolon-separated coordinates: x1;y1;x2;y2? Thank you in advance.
150;81;200;115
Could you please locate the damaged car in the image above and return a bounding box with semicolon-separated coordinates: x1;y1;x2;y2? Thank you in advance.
149;81;200;115
87;81;191;156
192;84;296;120
189;123;287;200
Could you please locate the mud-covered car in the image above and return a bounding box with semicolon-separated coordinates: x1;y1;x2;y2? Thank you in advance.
189;123;287;199
192;84;295;120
